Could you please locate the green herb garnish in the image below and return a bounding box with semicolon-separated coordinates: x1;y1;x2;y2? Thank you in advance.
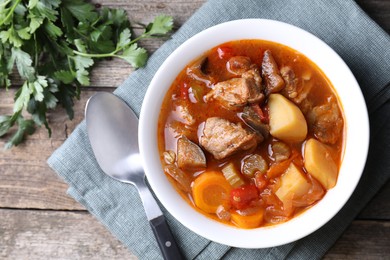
0;0;173;148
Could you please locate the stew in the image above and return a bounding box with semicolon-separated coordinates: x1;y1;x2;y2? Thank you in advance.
158;39;345;228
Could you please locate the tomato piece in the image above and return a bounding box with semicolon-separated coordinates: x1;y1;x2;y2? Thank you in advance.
217;46;234;59
230;184;259;210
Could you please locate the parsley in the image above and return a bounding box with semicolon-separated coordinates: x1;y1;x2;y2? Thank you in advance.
0;0;173;148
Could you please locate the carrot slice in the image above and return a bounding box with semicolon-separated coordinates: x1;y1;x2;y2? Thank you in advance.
231;208;264;229
192;171;232;214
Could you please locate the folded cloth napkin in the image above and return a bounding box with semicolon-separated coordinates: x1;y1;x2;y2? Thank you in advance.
48;0;390;259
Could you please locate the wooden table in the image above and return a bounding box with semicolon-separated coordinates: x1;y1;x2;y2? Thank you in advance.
1;0;389;259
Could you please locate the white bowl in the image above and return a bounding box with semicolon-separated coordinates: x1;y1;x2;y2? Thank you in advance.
139;19;369;248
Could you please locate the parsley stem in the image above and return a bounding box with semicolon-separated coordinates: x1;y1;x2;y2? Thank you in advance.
114;33;150;53
72;31;154;58
0;0;21;27
127;34;149;46
67;56;74;73
72;50;115;58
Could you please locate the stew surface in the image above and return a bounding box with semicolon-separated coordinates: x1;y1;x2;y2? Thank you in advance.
158;39;345;229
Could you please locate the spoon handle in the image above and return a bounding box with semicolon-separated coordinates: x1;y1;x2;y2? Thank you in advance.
137;181;184;259
150;215;184;260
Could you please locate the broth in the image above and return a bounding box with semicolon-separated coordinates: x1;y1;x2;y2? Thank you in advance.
158;39;344;228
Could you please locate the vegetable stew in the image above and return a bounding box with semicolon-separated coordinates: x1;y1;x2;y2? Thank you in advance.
158;39;345;228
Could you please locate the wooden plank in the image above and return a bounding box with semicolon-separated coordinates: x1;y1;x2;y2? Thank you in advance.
0;209;135;259
0;209;389;259
325;220;390;259
0;88;113;210
91;0;205;26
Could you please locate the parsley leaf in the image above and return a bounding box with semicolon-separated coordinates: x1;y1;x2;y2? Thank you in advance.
72;15;174;67
75;68;90;86
145;15;174;36
117;43;148;68
54;70;75;84
0;27;24;47
61;0;97;23
13;81;31;113
73;55;94;71
117;28;132;49
5;115;36;149
0;1;173;148
0;42;13;88
12;47;35;81
0;115;14;137
31;75;48;102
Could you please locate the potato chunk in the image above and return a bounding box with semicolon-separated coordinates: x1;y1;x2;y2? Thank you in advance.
275;163;311;205
268;94;307;142
304;138;338;189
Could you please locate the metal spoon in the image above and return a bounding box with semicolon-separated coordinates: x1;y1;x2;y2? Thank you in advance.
85;92;183;260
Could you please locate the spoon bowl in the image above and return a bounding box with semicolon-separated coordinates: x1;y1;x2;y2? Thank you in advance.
86;93;144;184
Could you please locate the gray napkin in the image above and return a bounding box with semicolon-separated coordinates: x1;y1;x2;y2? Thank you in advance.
48;0;390;259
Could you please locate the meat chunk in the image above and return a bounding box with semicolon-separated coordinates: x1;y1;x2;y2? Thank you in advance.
262;50;285;95
177;136;206;170
227;56;253;75
205;70;264;108
240;105;269;139
226;56;262;87
280;66;299;99
280;66;313;106
200;117;259;160
172;103;195;125
242;68;262;89
307;97;343;144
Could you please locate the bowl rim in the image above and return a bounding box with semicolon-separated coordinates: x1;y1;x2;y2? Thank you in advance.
139;18;369;248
